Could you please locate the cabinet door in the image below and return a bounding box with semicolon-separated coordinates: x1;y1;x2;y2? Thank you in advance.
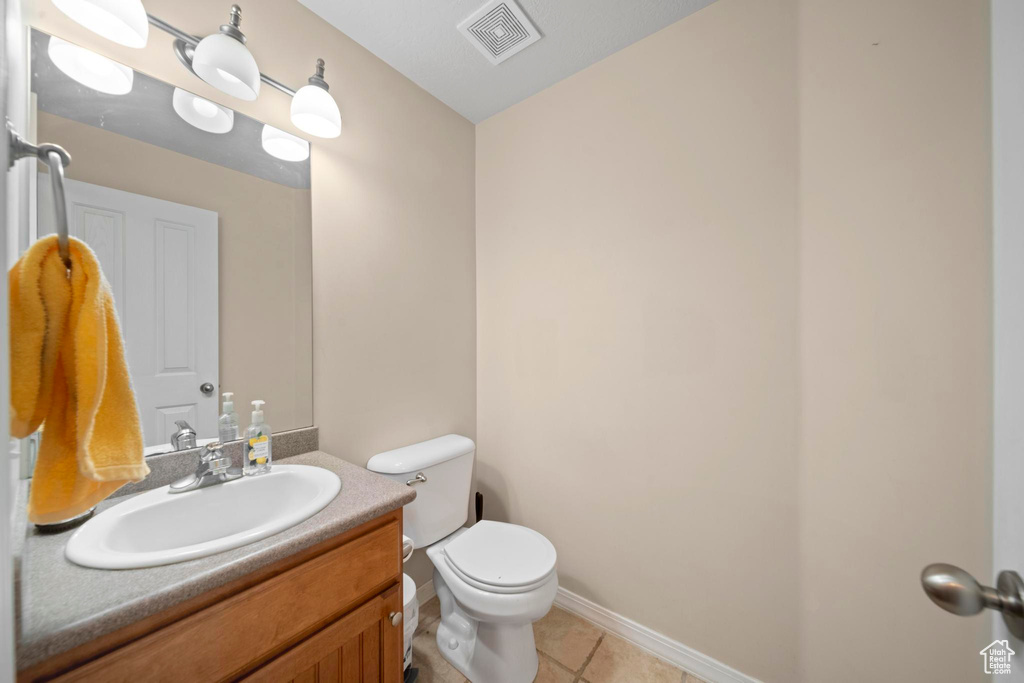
243;586;404;683
48;521;401;683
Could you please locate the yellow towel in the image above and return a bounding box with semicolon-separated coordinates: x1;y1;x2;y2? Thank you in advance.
10;235;149;524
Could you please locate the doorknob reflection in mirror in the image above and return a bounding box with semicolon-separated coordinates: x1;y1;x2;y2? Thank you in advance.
200;382;215;396
921;563;1024;638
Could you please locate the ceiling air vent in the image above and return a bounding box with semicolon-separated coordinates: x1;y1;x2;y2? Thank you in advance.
458;0;541;65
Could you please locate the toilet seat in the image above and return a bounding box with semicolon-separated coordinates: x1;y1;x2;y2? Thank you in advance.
442;521;557;595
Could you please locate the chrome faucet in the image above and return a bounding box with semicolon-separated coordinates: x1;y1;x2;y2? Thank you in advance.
169;442;241;494
170;420;197;451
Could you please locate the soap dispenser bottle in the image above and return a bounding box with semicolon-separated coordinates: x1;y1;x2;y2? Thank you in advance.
218;392;239;443
243;399;272;476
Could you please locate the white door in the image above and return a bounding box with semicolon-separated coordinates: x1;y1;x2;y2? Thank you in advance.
992;2;1024;678
920;4;1024;677
38;176;219;448
1;0;21;679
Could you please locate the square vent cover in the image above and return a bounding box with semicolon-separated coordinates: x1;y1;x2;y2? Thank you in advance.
458;0;541;65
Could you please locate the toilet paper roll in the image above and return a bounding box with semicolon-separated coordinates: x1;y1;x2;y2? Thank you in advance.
402;535;414;562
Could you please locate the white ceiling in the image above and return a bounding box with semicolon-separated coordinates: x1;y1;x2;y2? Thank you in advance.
298;0;718;123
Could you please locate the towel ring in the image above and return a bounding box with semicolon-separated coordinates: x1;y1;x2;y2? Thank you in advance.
7;119;73;269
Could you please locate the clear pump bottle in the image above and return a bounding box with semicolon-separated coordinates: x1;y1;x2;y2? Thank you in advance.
243;399;272;476
218;392;239;443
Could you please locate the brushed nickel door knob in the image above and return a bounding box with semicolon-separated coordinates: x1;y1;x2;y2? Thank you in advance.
921;563;1024;638
922;563;989;615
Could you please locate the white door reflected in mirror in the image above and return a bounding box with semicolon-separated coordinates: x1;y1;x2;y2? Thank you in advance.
39;176;219;448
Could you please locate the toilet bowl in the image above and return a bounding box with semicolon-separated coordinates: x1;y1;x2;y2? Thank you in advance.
367;435;558;683
427;522;558;682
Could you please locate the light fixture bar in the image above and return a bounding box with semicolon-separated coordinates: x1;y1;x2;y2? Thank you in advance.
146;13;296;96
255;73;295;97
146;14;194;45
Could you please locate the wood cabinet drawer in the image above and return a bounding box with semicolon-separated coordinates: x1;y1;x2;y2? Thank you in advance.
242;585;403;683
53;520;401;683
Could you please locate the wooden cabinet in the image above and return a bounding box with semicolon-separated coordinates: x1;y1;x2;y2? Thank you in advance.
21;510;405;683
243;585;403;683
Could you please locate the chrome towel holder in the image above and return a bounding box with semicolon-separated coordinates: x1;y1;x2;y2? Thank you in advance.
7;119;72;269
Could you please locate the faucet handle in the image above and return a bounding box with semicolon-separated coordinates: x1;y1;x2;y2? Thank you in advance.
202;442;232;474
209;457;233;475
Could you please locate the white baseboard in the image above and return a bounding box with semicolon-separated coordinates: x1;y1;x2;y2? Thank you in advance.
415;579;758;683
416;578;437;605
554;588;760;683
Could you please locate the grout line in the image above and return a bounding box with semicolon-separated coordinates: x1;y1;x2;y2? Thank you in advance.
541;652;577;678
573;632;606;682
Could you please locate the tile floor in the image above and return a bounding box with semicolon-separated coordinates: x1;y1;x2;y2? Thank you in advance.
411;597;706;683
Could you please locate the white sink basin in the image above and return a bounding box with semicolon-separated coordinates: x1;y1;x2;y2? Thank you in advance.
65;464;341;569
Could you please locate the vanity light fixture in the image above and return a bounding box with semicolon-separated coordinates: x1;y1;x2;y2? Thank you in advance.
50;0;149;48
60;5;347;137
172;88;234;134
47;35;134;95
261;124;309;162
190;5;260;101
290;59;341;138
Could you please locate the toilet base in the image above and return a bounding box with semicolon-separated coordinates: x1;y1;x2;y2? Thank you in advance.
433;570;541;683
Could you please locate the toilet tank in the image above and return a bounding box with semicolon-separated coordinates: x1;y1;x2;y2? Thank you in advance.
367;434;475;548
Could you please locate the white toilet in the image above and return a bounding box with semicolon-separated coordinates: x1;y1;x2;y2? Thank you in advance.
368;435;558;683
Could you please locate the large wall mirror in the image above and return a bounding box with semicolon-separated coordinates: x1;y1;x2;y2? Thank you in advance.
28;28;313;458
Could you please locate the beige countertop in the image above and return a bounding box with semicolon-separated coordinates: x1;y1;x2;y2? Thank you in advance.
15;450;414;671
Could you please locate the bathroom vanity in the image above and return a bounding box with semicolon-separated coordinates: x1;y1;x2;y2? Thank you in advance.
14;446;414;683
11;16;411;683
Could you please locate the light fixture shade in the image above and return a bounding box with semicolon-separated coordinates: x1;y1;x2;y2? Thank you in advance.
172;88;234;134
192;32;260;101
51;0;149;48
261;124;309;162
47;36;133;95
291;83;341;138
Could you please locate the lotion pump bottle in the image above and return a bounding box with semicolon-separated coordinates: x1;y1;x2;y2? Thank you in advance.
218;392;239;443
243;399;272;476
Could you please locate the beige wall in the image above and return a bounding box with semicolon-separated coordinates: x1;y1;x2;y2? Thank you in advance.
30;0;993;678
477;0;991;681
477;0;800;679
36;112;313;436
797;0;991;681
29;0;476;586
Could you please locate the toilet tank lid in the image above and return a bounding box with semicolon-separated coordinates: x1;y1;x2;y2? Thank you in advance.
367;434;475;474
